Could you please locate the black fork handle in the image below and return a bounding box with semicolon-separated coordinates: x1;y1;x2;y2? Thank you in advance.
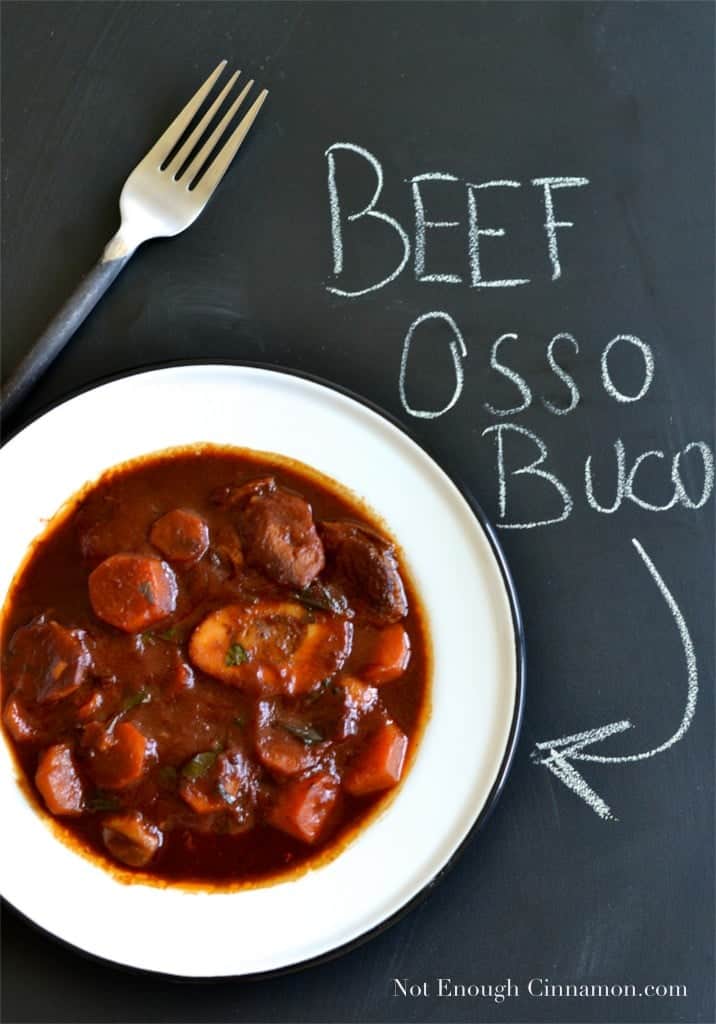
1;248;133;422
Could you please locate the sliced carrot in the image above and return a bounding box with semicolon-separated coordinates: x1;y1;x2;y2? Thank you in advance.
102;811;162;867
268;772;340;844
345;721;408;795
88;722;148;789
361;624;411;684
88;554;177;633
3;695;40;742
150;509;209;564
35;743;85;816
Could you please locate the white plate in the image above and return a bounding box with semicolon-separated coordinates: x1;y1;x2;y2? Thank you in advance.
0;364;524;978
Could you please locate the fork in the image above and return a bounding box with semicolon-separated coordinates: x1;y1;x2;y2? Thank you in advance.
1;61;267;419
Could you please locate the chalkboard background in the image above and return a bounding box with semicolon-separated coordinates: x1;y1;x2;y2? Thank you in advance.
2;3;714;1022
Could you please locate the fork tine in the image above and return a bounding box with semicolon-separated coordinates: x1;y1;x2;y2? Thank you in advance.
164;69;241;177
143;60;227;167
192;88;268;196
180;80;255;186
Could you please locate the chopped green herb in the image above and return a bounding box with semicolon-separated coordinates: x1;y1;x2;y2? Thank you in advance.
278;720;324;745
181;751;218;780
138;580;155;604
104;688;151;734
233;715;245;728
304;678;332;705
160;626;181;642
225;642;249;667
140;631;158;646
122;688;151;712
293;584;346;615
88;793;120;812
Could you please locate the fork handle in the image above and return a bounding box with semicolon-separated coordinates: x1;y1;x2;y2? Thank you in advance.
1;238;134;420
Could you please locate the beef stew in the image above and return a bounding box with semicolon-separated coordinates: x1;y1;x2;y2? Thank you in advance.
1;445;430;887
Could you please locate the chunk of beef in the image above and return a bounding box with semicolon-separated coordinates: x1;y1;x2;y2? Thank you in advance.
320;522;408;625
210;476;276;508
238;484;325;589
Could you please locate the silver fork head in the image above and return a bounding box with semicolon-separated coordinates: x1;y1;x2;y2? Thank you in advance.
118;62;268;244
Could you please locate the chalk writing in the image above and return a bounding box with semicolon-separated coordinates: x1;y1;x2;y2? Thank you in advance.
325;142;410;297
532;538;698;818
324;143;589;295
411;173;462;284
466;180;529;288
392;318;713;526
396;325;659;420
672;442;714;509
601;334;655;403
585;440;626;514
481;423;573;528
586;438;714;515
542;333;580;415
399;312;467;419
531;176;590;280
484;334;531;417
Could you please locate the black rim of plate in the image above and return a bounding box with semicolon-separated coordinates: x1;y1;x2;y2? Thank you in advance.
1;360;526;983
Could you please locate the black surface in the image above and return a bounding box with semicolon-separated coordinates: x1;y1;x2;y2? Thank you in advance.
1;3;713;1023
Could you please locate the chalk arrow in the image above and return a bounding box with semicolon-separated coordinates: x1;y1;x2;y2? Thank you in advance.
531;538;698;821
